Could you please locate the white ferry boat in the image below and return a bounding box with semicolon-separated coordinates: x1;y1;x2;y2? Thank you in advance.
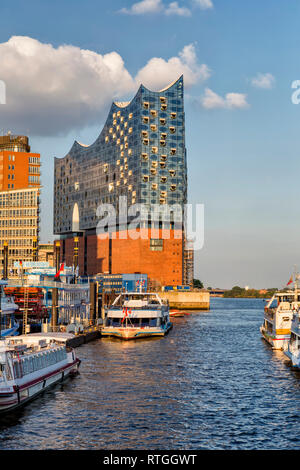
284;308;300;368
0;335;80;413
102;292;172;340
0;281;19;337
260;290;298;349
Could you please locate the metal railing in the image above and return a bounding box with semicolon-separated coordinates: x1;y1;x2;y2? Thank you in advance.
7;279;89;290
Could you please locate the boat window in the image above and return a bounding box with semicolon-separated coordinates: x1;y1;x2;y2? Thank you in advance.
14;361;22;379
141;319;150;327
149;318;157;327
5;362;13;381
112;318;121;327
290;333;296;343
127;318;140;327
267;298;277;309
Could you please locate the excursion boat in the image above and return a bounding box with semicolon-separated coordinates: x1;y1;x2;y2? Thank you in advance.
0;335;80;413
260;289;299;350
284;308;300;368
102;292;172;340
0;281;19;337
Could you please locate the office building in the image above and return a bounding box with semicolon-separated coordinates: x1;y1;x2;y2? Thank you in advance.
0;133;41;277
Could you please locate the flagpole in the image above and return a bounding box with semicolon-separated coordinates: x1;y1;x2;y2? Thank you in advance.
294;265;298;302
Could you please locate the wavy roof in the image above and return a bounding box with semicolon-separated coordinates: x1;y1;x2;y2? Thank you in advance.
59;75;183;158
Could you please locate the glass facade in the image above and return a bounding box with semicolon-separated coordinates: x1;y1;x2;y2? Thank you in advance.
54;76;187;234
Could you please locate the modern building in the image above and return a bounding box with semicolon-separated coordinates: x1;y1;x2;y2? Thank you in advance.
54;76;188;287
0;133;41;278
0;187;40;277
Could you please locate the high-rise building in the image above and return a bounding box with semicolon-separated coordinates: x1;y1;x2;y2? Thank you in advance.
0;134;41;278
0;134;40;190
54;76;188;287
0;187;40;277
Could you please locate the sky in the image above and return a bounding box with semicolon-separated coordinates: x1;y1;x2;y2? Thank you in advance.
0;0;300;289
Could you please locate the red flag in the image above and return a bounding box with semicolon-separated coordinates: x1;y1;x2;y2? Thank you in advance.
287;275;293;286
121;307;128;324
55;263;64;279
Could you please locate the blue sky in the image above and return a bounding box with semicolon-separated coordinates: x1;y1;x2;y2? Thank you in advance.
0;0;300;288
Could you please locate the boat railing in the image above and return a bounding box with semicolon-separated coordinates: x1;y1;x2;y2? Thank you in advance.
6;279;89;291
106;305;163;311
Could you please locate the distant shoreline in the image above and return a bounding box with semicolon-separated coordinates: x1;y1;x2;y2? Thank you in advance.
212;296;267;299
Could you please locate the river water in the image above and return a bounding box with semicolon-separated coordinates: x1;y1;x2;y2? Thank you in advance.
0;298;299;450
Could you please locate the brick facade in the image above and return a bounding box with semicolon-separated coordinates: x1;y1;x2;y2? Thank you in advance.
57;229;183;287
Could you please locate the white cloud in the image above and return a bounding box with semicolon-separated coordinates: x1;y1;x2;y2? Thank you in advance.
251;72;275;89
165;2;191;16
0;37;209;136
136;44;211;90
120;0;191;16
0;36;135;136
201;88;249;110
193;0;213;9
120;0;163;15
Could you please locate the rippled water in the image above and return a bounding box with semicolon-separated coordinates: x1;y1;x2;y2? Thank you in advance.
0;298;299;450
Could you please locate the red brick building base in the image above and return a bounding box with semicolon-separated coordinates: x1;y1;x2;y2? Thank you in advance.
57;229;184;288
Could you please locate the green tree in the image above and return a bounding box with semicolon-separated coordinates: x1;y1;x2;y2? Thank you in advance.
193;279;204;289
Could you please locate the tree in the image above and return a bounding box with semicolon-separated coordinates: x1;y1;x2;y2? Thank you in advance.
193;279;203;289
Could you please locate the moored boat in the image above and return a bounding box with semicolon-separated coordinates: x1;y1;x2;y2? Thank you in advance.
0;335;80;413
102;292;172;340
284;308;300;368
0;281;19;337
170;310;186;317
260;286;298;350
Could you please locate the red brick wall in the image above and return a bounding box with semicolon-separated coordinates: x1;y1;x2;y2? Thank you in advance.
56;228;183;286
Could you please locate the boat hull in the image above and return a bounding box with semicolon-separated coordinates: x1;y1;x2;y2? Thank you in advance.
284;348;300;368
260;326;290;350
101;323;172;340
170;311;185;317
0;359;80;414
1;323;19;337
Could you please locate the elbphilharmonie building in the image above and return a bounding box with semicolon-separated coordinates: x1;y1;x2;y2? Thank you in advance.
54;76;190;286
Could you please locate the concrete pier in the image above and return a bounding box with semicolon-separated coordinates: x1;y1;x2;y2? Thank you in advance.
160;290;210;310
18;330;101;349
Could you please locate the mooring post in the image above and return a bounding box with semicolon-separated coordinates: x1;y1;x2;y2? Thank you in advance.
51;287;58;332
90;282;96;325
55;241;61;273
3;241;8;280
73;237;79;284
